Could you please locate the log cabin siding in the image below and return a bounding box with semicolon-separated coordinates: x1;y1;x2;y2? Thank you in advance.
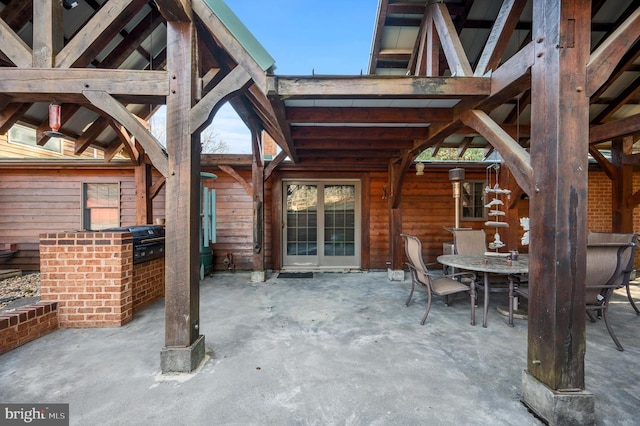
0;166;165;271
0;163;630;273
203;170;255;271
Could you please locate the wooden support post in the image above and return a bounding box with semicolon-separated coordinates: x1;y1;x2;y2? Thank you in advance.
387;162;404;281
135;162;153;225
611;136;634;233
251;126;266;282
523;1;594;424
161;21;204;373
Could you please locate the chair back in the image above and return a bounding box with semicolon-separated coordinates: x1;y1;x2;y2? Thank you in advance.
453;229;487;255
585;237;637;303
401;234;431;285
587;232;638;286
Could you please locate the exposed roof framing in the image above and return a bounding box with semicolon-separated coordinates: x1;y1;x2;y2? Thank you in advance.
0;0;639;174
0;0;284;167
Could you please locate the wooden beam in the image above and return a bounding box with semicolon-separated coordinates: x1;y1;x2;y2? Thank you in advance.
264;84;298;162
589;113;640;144
592;76;640;124
32;0;63;68
611;137;634;232
408;4;430;76
82;90;168;177
0;69;168;98
295;139;414;150
286;107;453;123
150;176;166;200
474;0;528;76
484;42;534;111
192;0;269;90
269;75;490;98
586;7;640;97
461;110;533;195
55;0;148;68
107;120;139;163
74;116;109;155
0;15;32;67
526;0;591;399
189;66;252;134
264;150;287;181
163;20;201;353
0;103;30;134
98;8;164;69
134;162;153;225
0;1;32;29
153;0;192;21
291;126;430;140
588;146;616;180
218;164;253;197
430;3;472;76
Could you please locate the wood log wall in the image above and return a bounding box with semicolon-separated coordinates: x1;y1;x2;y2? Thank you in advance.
0;166;636;272
0;167;165;271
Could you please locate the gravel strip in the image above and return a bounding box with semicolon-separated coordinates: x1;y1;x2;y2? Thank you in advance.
0;273;40;311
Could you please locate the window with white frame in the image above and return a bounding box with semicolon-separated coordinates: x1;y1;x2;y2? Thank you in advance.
461;181;487;220
82;183;120;230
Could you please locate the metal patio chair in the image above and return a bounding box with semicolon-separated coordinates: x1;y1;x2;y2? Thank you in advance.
587;232;639;315
401;234;472;325
585;237;637;351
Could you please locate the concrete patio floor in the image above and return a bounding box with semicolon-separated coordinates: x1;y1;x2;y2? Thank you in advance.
1;271;639;425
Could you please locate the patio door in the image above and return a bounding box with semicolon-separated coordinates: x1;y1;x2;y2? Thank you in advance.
282;180;361;269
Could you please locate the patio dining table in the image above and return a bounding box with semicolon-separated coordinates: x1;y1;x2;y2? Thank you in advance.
437;254;529;327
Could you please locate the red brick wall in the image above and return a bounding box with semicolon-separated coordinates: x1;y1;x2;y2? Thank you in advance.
39;232;134;327
132;257;165;311
0;302;58;355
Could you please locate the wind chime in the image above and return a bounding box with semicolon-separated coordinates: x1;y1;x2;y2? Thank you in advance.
484;163;510;251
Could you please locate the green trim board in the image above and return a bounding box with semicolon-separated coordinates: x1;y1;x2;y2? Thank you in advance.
204;0;276;73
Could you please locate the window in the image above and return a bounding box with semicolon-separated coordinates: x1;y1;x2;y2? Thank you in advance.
83;183;120;230
9;124;62;153
461;181;486;220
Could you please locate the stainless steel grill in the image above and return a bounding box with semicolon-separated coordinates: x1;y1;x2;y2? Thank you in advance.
104;225;165;264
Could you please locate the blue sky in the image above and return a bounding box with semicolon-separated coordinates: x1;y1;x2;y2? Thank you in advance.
211;1;378;153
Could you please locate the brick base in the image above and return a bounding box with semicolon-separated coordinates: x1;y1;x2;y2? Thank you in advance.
38;231;165;329
133;257;165;311
0;302;58;355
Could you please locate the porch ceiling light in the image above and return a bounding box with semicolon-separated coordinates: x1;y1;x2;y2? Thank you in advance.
415;162;425;176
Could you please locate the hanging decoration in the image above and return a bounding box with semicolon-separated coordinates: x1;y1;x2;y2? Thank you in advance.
484;163;511;251
43;103;65;138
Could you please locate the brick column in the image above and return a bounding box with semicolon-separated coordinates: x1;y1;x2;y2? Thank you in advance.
39;232;134;327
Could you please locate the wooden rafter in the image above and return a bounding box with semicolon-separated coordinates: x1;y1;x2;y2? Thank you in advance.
461;109;533;195
56;0;148;69
286;107;452;124
590;113;640;144
219;164;253;197
586;6;640;97
0;14;32;68
429;3;472;77
474;0;528;77
190;66;252;134
154;0;192;22
83;90;168;177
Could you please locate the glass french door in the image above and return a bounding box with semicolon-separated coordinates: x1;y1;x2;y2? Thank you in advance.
283;181;360;269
